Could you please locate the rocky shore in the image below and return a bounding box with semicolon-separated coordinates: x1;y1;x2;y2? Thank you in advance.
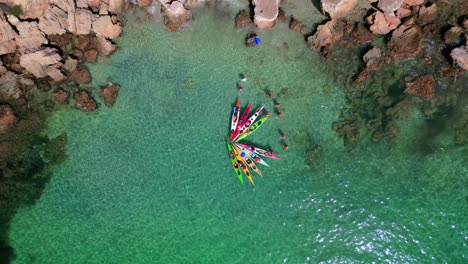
0;0;467;262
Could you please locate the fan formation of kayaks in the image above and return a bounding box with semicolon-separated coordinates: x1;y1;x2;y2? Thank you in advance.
227;94;280;186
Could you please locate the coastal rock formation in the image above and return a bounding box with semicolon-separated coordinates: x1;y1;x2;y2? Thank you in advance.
307;19;352;51
388;23;422;59
451;45;468;71
92;15;122;39
368;11;401;35
99;84;120;107
19;47;65;81
252;0;280;29
74;90;97;112
84;49;98;62
0;71;21;100
377;0;403;16
52;89;69;104
235;10;252;29
404;75;436;99
0;105;15;134
160;0;191;32
15;21;47;51
321;0;357;19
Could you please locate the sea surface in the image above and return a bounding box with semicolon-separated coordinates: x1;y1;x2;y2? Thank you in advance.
9;8;467;264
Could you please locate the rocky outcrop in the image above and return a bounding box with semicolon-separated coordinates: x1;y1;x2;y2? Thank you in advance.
69;67;91;84
377;0;403;16
92;15;122;39
289;16;308;35
388;22;422;59
321;0;357;19
0;71;21;100
39;6;68;35
0;105;16;134
368;11;401;35
307;19;353;51
451;45;468;71
235;9;252;29
355;47;391;83
252;0;280;29
73;90;97;112
404;75;436;99
15;22;47;51
89;36;117;56
161;0;191;32
99;84;120;107
19;47;65;81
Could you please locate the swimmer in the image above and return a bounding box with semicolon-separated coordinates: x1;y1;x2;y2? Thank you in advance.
277;112;283;119
281;133;287;139
267;93;274;98
238;86;244;92
283;144;289;151
275;103;281;109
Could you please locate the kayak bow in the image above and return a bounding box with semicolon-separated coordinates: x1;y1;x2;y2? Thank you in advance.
226;141;243;184
232;105;264;141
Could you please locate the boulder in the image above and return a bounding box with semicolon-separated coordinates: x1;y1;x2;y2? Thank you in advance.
0;71;21;100
161;0;191;32
109;0;124;14
377;0;403;16
289;16;308;35
75;8;93;35
52;89;69;104
11;0;50;19
351;23;375;44
19;47;65;81
74;35;92;50
368;10;401;35
355;47;389;83
0;13;17;55
388;23;422;59
15;21;47;51
307;19;352;51
404;75;435;99
444;26;464;45
84;49;98;62
450;45;468;71
74;90;97;112
252;0;279;29
39;6;68;35
69;67;92;84
89;36;117;56
99;3;109;15
321;0;357;19
417;3;437;25
396;6;411;18
0;105;16;134
235;9;252;29
92;15;122;39
99;84;120;107
63;57;77;73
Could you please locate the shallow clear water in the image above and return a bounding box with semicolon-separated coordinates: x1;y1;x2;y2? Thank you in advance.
9;9;467;264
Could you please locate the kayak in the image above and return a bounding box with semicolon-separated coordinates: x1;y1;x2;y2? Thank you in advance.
229;96;241;140
232;145;255;186
233;103;251;137
233;144;263;177
232;105;264;141
226;141;243;184
234;142;270;167
236;143;281;160
234;114;269;142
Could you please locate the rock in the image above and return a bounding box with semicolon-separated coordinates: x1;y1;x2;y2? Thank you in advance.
321;0;357;19
252;0;280;29
0;71;21;100
463;17;468;31
403;0;424;6
52;89;69;104
307;19;352;51
69;67;91;84
333;112;360;147
377;0;403;16
74;35;92;50
63;57;77;73
450;45;468;71
99;84;120;107
92;15;122;39
109;0;124;14
15;21;47;51
75;8;93;35
397;6;411;18
0;13;17;55
0;105;16;134
0;40;16;56
138;0;153;7
84;49;98;62
87;0;101;10
388;23;422;59
12;0;50;19
355;47;386;83
404;75;436;99
385;98;413;119
19;47;64;81
162;0;191;32
277;7;289;23
417;3;437;25
444;26;464;45
368;10;401;35
235;10;252;29
89;36;117;56
39;6;68;35
99;3;109;15
289;16;308;35
76;0;88;8
351;23;375;44
74;90;97;112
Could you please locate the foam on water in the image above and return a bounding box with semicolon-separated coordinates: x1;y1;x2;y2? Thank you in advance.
9;9;467;264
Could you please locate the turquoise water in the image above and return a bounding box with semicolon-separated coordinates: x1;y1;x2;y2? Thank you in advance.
9;9;467;263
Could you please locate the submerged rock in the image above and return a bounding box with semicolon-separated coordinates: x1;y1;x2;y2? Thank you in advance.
355;47;390;83
388;23;422;59
235;9;252;29
252;0;280;29
0;105;16;134
321;0;357;19
0;71;21;100
52;89;70;105
404;75;436;99
92;15;122;39
307;19;353;51
444;26;464;45
0;13;17;55
289;16;308;35
417;3;437;25
73;90;97;112
99;84;121;107
161;0;191;32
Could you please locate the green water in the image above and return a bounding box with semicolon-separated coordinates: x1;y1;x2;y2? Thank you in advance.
9;9;467;263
